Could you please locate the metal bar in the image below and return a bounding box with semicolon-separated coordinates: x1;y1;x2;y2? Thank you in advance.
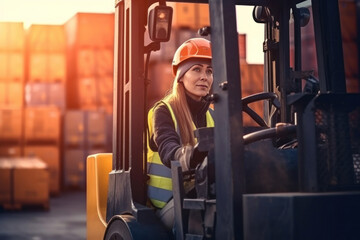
279;0;290;122
209;0;245;239
357;0;360;92
312;0;346;93
113;0;124;171
128;0;147;204
293;6;302;93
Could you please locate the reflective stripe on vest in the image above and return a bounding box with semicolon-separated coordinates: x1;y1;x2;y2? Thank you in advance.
147;101;214;208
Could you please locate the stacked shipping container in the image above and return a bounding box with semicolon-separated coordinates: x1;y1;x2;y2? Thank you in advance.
22;25;66;196
0;22;25;158
63;110;108;190
65;13;114;113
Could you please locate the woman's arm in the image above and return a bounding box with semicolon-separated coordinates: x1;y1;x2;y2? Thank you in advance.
152;105;181;168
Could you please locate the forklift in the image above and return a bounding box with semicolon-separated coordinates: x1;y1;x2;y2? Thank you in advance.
87;0;360;239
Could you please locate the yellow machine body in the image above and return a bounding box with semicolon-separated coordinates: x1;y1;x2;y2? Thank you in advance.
86;153;112;240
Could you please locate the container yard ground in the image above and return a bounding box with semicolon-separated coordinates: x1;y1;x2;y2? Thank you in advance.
0;190;86;240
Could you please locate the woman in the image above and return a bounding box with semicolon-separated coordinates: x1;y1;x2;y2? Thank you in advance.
147;38;215;230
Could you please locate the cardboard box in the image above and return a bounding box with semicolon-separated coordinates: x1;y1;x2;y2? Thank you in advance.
24;145;60;195
0;145;21;157
0;159;12;203
12;158;49;204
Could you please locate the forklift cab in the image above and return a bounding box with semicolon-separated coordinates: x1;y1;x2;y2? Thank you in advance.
87;0;360;239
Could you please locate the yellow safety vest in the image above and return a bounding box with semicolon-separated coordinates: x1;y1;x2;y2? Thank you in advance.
147;101;215;208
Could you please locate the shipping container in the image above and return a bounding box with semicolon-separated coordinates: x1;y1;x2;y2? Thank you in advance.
27;25;66;52
63;146;107;190
0;52;24;82
65;13;114;49
23;145;60;195
64;110;85;147
87;111;107;147
28;52;66;83
0;82;24;107
64;110;107;147
63;148;85;190
25;82;65;110
24;106;61;143
0;107;23;142
0;22;25;51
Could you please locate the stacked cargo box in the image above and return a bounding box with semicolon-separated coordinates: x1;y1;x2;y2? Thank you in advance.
65;13;114;113
63;110;108;190
22;25;66;196
0;22;25;157
25;24;67;110
0;157;49;210
23;107;61;196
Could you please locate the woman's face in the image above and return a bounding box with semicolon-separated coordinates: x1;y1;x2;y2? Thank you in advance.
181;63;213;101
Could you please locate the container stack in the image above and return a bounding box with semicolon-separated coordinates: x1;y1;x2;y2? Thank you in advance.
25;24;67;111
22;25;66;196
0;22;25;158
65;13;114;113
63;110;108;190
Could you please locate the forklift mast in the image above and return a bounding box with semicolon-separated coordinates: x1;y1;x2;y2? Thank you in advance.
93;0;360;239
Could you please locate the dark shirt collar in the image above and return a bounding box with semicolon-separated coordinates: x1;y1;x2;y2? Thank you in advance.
185;92;210;125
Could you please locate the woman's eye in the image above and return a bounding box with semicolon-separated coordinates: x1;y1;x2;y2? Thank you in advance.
207;69;213;74
193;67;201;72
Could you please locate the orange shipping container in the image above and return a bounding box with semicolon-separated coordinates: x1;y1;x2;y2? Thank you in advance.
196;4;210;28
0;107;23;141
78;77;98;110
171;3;196;29
27;25;66;52
28;52;66;83
96;49;114;76
12;158;49;207
65;13;114;49
0;159;12;204
0;82;24;107
24;145;60;195
76;49;96;77
0;22;25;51
24;107;61;142
0;52;24;82
98;76;113;110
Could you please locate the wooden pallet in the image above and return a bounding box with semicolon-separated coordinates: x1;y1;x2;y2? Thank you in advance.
1;201;49;211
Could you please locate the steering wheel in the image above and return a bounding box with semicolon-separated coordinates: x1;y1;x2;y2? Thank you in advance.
242;92;280;127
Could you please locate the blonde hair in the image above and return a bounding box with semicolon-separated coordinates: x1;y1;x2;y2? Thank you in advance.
163;80;195;146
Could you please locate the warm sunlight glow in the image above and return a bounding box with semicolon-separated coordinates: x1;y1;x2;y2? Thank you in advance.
0;0;114;28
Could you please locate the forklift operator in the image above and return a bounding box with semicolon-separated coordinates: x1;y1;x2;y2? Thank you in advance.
147;38;215;230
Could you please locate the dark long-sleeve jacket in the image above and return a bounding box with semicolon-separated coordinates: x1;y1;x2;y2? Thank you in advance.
149;94;210;168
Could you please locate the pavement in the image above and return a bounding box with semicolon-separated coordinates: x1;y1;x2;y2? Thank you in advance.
0;191;86;240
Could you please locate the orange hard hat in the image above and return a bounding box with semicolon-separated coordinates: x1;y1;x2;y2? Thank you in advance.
172;38;212;76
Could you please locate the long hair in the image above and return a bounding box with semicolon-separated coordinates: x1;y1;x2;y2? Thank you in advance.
163;80;195;146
